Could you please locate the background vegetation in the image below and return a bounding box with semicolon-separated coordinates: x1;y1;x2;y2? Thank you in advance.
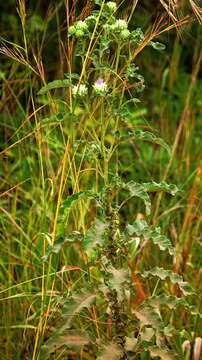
0;0;201;359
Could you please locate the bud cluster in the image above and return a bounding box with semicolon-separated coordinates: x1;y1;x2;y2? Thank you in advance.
72;79;108;98
72;84;88;97
68;20;88;38
104;19;131;40
105;1;117;13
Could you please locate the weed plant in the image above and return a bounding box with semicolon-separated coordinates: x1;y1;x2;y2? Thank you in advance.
0;1;202;359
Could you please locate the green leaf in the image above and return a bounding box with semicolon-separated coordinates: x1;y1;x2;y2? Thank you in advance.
41;112;74;124
61;190;98;214
142;181;179;196
150;41;166;50
125;180;178;215
64;73;80;80
40;330;91;360
97;342;124;360
58;289;98;332
134;304;163;330
127;219;175;257
41;232;83;263
141;268;194;296
148;345;178;360
108;266;129;301
83;142;102;162
146;295;200;318
148;295;199;315
95;0;103;5
103;179;178;215
38;79;73;95
125;181;151;215
83;219;108;252
123;129;170;151
135;302;167;348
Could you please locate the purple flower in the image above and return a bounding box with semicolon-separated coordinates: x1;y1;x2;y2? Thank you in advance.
95;79;104;85
93;79;108;95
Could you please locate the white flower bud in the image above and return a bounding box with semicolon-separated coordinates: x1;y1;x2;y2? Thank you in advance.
72;84;88;97
106;2;117;12
114;19;128;30
85;15;97;24
76;20;88;31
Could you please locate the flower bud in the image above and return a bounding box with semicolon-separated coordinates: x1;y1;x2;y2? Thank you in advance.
85;15;97;24
72;84;88;97
68;25;76;36
75;29;85;38
119;29;130;39
115;19;128;30
76;20;88;31
106;1;117;12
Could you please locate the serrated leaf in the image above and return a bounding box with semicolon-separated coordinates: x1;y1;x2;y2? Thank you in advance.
142;181;179;196
59;289;98;332
125;180;178;215
97;343;124;360
38;79;73;95
83;219;108;252
108;266;129;301
121;130;170;153
128;219;175;257
148;345;178;360
41;232;83;263
149;295;189;309
40;330;91;360
61;190;98;214
141;268;194;296
102;179;177;216
64;73;80;79
145;295;200;318
134;304;163;330
134;303;165;347
126;181;151;215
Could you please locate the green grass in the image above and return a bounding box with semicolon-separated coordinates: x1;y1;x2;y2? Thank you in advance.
0;1;202;359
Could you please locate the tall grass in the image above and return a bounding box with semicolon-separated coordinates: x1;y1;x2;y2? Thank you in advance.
0;1;201;359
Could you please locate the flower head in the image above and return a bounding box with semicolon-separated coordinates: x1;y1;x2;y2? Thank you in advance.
76;20;88;31
93;79;108;96
114;19;128;30
68;20;88;37
119;29;130;39
106;1;117;12
72;84;88;97
85;15;97;24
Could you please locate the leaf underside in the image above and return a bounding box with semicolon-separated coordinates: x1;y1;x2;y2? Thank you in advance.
141;267;194;296
38;79;73;94
127;219;175;258
39;330;91;360
121;130;170;153
97;342;124;360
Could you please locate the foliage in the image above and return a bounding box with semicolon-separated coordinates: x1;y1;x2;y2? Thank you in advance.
0;0;201;359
